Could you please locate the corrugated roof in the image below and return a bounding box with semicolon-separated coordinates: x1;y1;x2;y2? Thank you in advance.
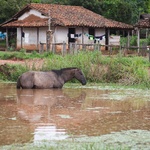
2;3;133;29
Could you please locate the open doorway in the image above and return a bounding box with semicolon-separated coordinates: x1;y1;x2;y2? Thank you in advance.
68;28;75;43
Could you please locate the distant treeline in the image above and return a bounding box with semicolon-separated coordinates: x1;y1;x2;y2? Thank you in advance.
0;0;150;25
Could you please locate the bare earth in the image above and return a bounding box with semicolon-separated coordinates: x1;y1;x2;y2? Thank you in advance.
0;59;45;69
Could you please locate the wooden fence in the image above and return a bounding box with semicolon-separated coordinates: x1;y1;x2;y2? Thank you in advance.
39;42;150;60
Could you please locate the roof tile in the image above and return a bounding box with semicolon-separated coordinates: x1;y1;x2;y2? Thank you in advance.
2;3;133;29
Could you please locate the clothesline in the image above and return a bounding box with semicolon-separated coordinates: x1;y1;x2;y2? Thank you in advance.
68;33;106;42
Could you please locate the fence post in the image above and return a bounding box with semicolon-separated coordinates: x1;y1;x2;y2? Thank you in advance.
94;44;99;51
98;44;101;52
109;45;112;55
52;43;55;54
149;46;150;62
46;30;53;52
74;43;77;54
62;41;66;55
94;44;96;51
119;45;122;55
39;43;44;54
142;43;147;56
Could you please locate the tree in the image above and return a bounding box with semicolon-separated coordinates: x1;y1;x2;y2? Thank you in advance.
68;0;102;14
0;0;32;24
0;0;149;25
101;0;150;24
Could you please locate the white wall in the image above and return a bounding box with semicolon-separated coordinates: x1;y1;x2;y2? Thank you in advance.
19;9;47;20
16;8;107;50
75;27;106;44
54;26;68;43
39;27;47;43
17;26;106;50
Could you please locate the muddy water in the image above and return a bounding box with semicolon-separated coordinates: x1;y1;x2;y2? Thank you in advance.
0;83;150;147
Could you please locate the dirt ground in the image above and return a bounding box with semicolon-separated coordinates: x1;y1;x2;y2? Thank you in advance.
0;59;45;69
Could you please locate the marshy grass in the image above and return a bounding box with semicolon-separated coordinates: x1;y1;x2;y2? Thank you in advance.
0;142;130;150
0;51;150;88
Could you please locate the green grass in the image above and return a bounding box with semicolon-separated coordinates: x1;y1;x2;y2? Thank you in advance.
0;51;150;88
0;142;130;150
0;50;54;60
0;40;6;47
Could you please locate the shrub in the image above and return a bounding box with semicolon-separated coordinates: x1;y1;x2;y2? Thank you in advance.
0;51;150;88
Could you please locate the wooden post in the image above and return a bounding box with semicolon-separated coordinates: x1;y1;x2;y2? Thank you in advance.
46;30;53;52
149;46;150;62
21;27;23;49
39;42;44;53
69;43;73;54
6;28;9;50
82;27;84;48
137;28;140;54
52;43;55;54
37;28;39;50
46;10;53;52
98;44;101;52
106;28;110;50
146;28;148;39
127;30;130;50
62;41;66;55
74;43;77;54
46;30;50;51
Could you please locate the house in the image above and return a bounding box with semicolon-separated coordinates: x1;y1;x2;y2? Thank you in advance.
1;3;133;51
134;14;150;52
136;14;150;28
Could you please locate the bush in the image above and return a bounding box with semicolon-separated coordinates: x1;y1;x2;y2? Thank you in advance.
0;64;29;81
0;51;150;88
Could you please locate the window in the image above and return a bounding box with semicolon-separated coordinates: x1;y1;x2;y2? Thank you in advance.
89;28;95;36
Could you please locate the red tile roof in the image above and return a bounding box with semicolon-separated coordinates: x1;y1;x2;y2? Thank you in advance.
3;15;48;27
135;19;150;28
2;3;133;29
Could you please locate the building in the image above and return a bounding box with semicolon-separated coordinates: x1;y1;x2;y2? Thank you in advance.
1;3;133;51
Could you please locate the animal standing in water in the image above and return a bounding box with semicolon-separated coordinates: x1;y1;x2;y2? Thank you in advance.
17;67;86;89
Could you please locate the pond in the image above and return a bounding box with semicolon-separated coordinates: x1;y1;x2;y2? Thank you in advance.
0;83;150;149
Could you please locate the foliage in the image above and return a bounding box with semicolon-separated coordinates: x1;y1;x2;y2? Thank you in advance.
0;51;53;60
120;36;150;47
147;35;150;45
1;51;150;88
0;0;149;25
0;142;130;150
104;56;150;86
67;0;102;14
100;0;150;24
100;0;133;24
0;0;29;24
0;40;6;47
0;64;28;81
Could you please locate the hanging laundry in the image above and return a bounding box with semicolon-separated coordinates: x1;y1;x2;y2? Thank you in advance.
89;35;94;40
74;33;82;38
84;33;89;37
95;34;105;40
70;34;75;38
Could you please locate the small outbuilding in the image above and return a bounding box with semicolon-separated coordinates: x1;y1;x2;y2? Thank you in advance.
135;14;150;52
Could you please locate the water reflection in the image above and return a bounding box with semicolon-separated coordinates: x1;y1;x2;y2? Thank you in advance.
34;124;68;144
0;83;150;147
16;88;86;144
17;89;86;123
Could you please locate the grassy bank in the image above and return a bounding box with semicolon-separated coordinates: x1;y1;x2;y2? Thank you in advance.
0;51;150;88
1;142;129;150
